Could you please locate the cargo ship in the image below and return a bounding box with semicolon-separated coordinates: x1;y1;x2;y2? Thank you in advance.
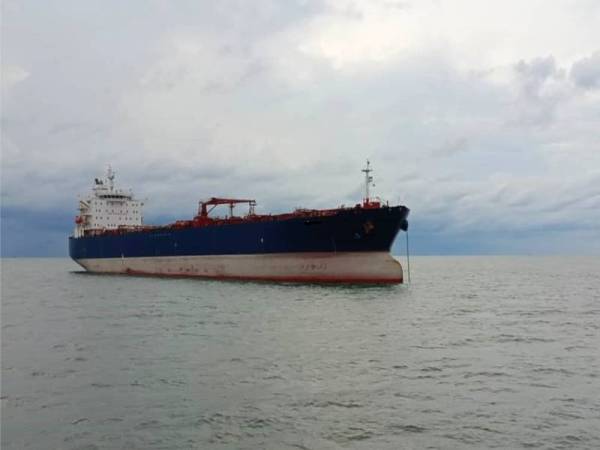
69;162;409;283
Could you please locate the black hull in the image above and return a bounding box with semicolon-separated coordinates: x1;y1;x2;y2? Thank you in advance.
69;206;409;260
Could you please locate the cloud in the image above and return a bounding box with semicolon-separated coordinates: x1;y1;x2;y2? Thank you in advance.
571;50;600;89
508;56;570;126
1;64;29;92
430;136;470;157
1;0;600;256
515;56;560;92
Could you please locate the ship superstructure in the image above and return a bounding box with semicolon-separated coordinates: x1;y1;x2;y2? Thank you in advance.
70;162;409;283
74;166;143;237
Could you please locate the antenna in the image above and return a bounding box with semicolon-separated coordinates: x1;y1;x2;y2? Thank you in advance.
106;165;115;191
361;159;374;205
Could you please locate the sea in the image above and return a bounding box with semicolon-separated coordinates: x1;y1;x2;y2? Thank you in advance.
2;256;599;450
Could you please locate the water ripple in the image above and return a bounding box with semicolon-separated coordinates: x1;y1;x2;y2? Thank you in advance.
2;256;599;450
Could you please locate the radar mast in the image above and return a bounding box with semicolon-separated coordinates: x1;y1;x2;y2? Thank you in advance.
361;160;374;205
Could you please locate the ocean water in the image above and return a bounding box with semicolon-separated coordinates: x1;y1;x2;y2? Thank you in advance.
1;256;599;450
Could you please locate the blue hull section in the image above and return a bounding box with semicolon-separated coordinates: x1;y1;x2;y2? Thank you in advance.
69;206;408;260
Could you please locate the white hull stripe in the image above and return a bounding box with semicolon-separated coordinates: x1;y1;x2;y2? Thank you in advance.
74;252;403;283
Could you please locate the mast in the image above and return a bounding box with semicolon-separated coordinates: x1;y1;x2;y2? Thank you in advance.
361;159;374;205
107;165;115;191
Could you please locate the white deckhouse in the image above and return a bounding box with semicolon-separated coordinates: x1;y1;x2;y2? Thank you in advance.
74;166;144;237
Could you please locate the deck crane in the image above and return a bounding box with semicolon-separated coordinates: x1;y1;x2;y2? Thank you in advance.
197;197;257;218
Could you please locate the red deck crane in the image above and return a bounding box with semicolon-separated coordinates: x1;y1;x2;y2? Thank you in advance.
197;197;257;218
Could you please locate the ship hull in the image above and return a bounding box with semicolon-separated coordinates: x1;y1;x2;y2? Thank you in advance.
69;206;409;284
72;252;403;283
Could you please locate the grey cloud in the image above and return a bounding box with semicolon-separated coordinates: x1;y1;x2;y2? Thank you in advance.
570;50;600;89
430;136;469;157
515;56;559;85
511;56;566;126
47;122;88;135
2;1;600;255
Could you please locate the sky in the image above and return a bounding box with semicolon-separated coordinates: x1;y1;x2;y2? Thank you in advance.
2;0;600;256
